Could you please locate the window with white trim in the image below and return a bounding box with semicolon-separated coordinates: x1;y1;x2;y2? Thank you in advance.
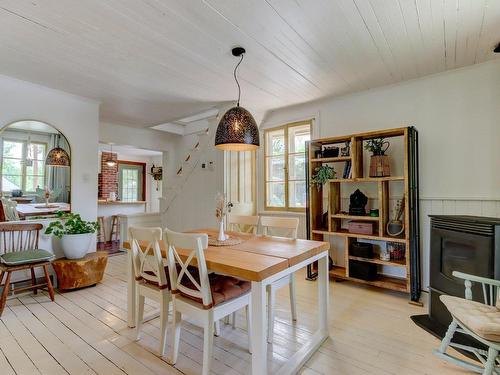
264;121;311;211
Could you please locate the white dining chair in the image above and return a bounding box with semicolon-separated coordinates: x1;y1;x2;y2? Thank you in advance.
164;228;252;375
260;216;300;344
228;214;259;234
129;226;171;357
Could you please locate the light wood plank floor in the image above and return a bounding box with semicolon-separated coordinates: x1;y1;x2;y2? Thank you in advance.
0;254;468;374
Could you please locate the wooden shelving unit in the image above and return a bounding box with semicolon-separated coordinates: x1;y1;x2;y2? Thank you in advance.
307;127;418;297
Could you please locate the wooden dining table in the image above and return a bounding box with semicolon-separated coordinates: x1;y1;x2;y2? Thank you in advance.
123;228;330;375
16;202;70;218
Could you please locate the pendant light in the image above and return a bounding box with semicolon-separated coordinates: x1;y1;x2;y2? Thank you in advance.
106;143;117;167
215;47;260;151
46;134;70;167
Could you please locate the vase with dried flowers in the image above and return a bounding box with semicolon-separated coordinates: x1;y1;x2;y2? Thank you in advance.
215;193;233;241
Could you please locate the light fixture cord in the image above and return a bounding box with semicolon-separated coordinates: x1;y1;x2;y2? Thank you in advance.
233;53;244;106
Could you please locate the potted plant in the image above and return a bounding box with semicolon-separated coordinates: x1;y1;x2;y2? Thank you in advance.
45;211;99;259
365;137;391;177
311;165;336;191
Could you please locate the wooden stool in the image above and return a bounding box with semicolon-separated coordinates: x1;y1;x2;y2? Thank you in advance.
110;215;120;242
52;251;108;291
97;216;106;243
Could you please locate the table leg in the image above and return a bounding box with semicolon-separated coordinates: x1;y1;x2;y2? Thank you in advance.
127;250;136;327
318;254;329;333
251;281;267;375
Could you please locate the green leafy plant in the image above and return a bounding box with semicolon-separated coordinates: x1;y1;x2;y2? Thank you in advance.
364;138;390;156
311;165;335;189
45;211;99;238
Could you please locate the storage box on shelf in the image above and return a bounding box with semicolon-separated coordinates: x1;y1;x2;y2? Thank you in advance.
307;127;420;302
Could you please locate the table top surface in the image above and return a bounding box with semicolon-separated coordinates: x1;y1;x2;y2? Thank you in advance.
16;202;70;216
123;228;329;281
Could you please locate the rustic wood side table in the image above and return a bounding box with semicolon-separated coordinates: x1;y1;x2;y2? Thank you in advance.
52;251;108;291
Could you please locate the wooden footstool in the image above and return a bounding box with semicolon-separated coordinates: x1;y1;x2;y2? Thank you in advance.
52;251;108;291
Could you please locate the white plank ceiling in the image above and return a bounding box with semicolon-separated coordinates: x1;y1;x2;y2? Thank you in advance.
0;0;498;128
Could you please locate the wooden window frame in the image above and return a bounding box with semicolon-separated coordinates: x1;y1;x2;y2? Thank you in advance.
1;138;47;194
264;120;311;212
117;160;146;202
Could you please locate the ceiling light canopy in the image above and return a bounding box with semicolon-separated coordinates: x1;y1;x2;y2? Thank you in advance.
215;47;259;151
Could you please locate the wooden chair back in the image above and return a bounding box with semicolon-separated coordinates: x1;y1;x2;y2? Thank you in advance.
260;216;299;239
164;228;212;307
128;226;168;289
0;222;42;253
228;215;259;234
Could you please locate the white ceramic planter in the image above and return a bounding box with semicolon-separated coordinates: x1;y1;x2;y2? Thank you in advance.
60;233;93;259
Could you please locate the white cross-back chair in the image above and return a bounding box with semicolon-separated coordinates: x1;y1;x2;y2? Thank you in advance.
260;215;299;344
165;228;252;375
434;271;500;374
228;215;259;234
129;226;171;357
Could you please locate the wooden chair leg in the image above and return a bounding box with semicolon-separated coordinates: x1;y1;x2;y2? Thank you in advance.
0;271;12;317
31;268;37;295
43;265;55;301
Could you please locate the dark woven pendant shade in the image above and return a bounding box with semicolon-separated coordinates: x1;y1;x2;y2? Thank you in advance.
45;147;70;167
215;106;259;151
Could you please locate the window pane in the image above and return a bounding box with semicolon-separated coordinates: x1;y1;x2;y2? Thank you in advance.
3;140;23;158
26;175;44;192
26;160;45;176
2;158;22;176
288;124;310;154
266;182;285;207
30;143;46;160
288;154;305;180
266;156;285;181
3;175;22;191
265;128;285;156
121;168;139;201
289;181;306;208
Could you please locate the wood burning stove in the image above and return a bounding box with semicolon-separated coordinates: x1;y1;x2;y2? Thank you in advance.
412;215;500;351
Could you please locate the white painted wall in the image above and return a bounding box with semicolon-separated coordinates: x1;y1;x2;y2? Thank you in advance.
162;118;224;231
260;60;500;292
0;74;100;220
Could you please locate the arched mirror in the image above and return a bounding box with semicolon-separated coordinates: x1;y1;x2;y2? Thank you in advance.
0;120;71;221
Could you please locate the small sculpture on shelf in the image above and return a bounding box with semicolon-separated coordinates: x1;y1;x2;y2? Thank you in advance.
348;189;368;216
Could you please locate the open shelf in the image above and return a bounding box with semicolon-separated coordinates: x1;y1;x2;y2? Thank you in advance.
331;214;380;222
348;255;406;268
312;229;407;243
309;127;414;299
328;176;404;183
347;274;408;292
311;156;351;163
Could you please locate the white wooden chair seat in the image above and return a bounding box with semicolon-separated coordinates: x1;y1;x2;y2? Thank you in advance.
441;295;500;342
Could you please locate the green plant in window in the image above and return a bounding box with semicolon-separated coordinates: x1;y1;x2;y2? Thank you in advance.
45;211;99;238
311;165;335;190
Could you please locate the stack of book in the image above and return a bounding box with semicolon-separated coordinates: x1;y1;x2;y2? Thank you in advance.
342;160;352;179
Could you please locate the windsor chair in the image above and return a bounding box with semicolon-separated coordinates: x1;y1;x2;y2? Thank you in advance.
434;271;500;374
0;223;55;316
